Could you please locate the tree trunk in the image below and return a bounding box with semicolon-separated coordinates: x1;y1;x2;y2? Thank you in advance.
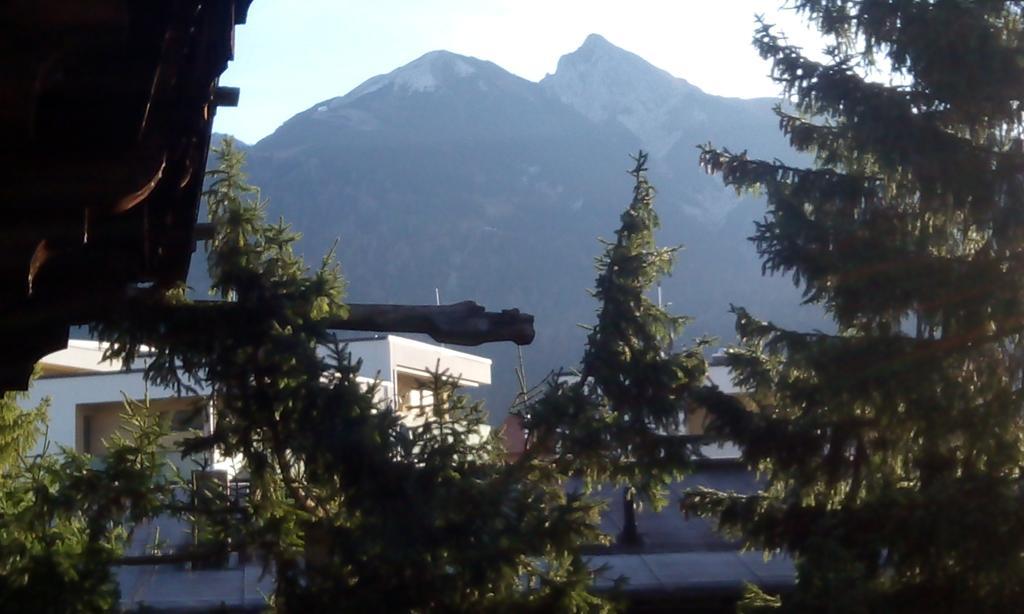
618;486;643;547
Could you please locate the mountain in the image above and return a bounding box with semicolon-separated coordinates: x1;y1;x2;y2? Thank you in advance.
541;34;786;223
207;36;826;419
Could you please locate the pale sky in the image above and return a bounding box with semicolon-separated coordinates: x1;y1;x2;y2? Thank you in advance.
215;1;823;144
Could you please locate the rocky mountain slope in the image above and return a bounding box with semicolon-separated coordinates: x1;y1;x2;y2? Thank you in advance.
207;35;825;418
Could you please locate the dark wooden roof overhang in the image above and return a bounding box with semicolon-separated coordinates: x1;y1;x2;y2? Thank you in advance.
0;0;252;390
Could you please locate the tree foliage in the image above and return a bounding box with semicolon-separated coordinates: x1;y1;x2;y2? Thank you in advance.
0;391;172;612
687;2;1024;612
98;138;610;612
527;152;709;516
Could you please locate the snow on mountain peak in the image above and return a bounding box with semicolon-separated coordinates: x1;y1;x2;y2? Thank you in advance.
392;50;477;91
344;50;479;101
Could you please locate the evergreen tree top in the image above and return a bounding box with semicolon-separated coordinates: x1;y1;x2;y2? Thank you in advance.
529;151;709;504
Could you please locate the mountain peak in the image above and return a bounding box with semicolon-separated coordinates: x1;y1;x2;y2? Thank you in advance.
559;33;644;69
548;34;683;86
412;49;477;71
343;50;485;101
541;35;703;155
580;33;613;49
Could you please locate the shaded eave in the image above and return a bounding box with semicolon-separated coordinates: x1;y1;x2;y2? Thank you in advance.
0;0;252;390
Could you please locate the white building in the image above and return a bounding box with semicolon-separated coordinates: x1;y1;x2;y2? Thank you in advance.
340;334;491;415
25;335;493;476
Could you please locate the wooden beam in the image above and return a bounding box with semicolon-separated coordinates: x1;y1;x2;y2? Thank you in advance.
133;298;537;348
212;85;239;107
193;222;217;241
336;301;535;346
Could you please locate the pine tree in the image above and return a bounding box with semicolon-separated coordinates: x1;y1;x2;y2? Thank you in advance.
98;138;609;612
0;390;173;611
686;3;1024;611
528;152;708;544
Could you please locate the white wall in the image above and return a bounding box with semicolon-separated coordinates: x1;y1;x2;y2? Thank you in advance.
388;336;491;385
24;372;198;455
27;336;493;462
